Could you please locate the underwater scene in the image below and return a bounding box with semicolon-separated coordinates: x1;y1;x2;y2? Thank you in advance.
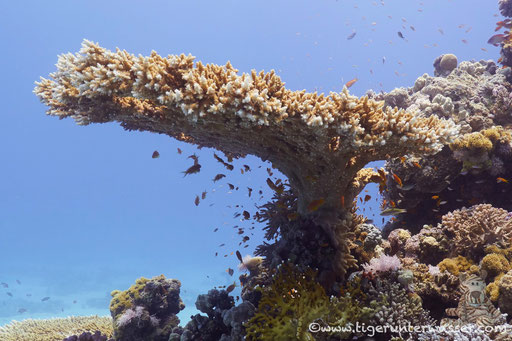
3;0;512;340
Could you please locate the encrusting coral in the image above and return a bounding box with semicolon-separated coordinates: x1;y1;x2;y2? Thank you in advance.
34;40;459;282
0;316;113;341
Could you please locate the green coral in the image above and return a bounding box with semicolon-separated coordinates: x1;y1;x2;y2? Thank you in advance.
244;265;373;341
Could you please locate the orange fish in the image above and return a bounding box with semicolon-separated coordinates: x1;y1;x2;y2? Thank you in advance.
400;156;406;164
364;194;371;202
497;177;509;183
307;198;325;212
226;282;236;293
392;173;403;187
432;195;439;200
340;195;345;207
413;162;421;169
345;78;358;88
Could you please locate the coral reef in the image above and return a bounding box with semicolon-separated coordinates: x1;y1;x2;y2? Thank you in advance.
34;40;458;282
174;289;255;341
0;316;113;341
63;331;113;341
110;275;184;341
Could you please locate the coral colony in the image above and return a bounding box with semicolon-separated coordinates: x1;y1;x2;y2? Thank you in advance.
3;0;512;339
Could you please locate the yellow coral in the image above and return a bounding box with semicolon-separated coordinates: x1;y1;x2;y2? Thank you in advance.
437;256;474;276
487;273;505;302
481;253;510;278
110;277;150;315
450;131;493;152
481;126;511;144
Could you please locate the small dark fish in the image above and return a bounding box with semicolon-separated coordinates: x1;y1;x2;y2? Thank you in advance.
177;148;182;154
236;250;243;263
41;297;50;301
151;151;160;159
18;308;27;313
16;280;21;285
219;243;225;247
488;34;506;46
226;164;234;171
347;31;357;40
213;228;218;232
213;174;226;182
188;154;199;165
410;25;415;31
243;165;251;172
243;211;250;220
73;300;77;304
201;191;207;200
226;283;236;293
226;268;234;276
247;187;253;197
1;282;8;288
182;164;201;176
397;31;405;39
26;293;32;297
228;183;235;190
194;195;200;206
6;292;12;297
242;236;250;243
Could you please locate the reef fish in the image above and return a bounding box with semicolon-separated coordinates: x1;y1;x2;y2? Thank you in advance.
307;198;325;212
41;297;50;301
497;177;509;183
18;308;27;314
151;150;159;158
182;164;201;177
345;78;358;88
381;208;407;216
226;283;236;293
397;31;405;39
347;31;357;40
488;34;506;46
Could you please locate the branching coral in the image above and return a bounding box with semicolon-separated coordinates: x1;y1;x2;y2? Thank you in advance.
441;204;512;260
0;316;113;341
34;40;459;281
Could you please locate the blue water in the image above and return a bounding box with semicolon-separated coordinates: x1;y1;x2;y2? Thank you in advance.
0;0;499;326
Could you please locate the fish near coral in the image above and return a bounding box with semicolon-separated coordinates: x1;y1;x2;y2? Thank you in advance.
307;198;325;212
182;163;201;177
212;173;226;182
488;34;507;46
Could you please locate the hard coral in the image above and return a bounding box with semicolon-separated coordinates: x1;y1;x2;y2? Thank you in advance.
245;265;330;341
35;40;459;282
441;204;512;260
109;275;184;341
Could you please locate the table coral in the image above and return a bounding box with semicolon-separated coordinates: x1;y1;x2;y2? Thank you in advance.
34;40;459;281
0;316;113;341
